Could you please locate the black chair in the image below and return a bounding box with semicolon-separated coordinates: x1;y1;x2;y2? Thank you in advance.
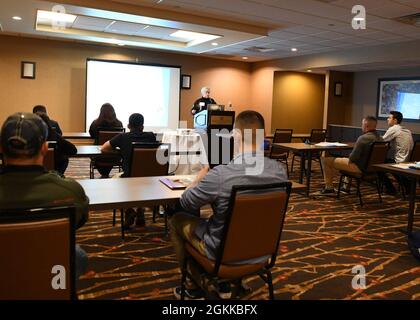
114;142;170;239
0;206;76;300
291;128;327;175
337;141;389;206
180;182;292;300
90;127;125;179
269;129;293;176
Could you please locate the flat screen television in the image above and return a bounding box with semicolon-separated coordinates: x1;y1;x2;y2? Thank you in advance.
377;77;420;122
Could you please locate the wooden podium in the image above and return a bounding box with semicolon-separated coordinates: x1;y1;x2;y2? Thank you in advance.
194;110;235;167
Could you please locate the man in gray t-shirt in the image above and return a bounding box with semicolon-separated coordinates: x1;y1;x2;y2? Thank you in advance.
169;111;288;299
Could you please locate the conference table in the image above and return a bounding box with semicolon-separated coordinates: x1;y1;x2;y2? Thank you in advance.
374;163;419;234
273;142;354;196
63;132;92;140
77;175;306;238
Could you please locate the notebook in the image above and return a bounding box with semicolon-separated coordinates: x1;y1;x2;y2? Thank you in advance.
159;177;193;190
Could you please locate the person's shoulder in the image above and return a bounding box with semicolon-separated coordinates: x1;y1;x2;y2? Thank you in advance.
42;172;85;193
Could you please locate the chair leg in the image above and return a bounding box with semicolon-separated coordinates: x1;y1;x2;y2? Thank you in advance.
112;209;116;226
120;208;125;240
152;206;158;223
291;154;295;173
356;179;363;206
337;175;344;199
266;270;274;300
376;175;382;203
180;258;188;301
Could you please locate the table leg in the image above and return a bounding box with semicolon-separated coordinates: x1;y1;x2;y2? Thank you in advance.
299;153;306;184
407;177;416;234
306;150;312;197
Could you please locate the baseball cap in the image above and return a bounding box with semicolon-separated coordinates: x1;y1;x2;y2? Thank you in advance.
1;112;48;157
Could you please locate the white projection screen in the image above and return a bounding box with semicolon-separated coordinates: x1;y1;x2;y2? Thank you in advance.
86;59;181;132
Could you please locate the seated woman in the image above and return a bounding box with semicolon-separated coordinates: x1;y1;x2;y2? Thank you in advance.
89;103;124;178
37;112;77;176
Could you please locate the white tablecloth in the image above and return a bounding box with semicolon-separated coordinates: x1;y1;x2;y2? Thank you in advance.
162;130;208;175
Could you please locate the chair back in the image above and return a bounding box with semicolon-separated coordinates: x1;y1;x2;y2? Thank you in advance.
410;140;420;162
0;206;76;300
43;141;57;171
129;142;170;177
270;129;293;158
364;141;389;173
96;127;125;145
310;129;327;143
214;182;291;274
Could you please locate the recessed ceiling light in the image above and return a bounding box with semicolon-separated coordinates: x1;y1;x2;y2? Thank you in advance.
157;0;164;3
118;43;125;46
242;57;248;60
291;48;298;52
37;10;77;24
307;69;312;72
170;30;220;46
211;42;218;46
12;16;22;21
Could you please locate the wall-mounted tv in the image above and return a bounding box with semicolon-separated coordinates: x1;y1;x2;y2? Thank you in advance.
377;77;420;122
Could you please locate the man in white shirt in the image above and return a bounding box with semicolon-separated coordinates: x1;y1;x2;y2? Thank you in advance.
381;111;414;193
382;111;413;163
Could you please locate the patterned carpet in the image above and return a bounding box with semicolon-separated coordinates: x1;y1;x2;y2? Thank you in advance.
68;158;420;300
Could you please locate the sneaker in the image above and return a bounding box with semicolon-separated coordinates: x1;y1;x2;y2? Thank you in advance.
173;286;204;300
123;208;136;230
209;282;232;299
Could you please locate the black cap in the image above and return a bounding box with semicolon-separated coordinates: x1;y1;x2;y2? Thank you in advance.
1;112;48;157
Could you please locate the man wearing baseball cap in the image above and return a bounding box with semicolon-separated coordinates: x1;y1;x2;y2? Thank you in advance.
0;112;89;281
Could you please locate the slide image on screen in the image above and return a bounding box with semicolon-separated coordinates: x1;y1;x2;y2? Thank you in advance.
86;59;181;132
377;78;420;121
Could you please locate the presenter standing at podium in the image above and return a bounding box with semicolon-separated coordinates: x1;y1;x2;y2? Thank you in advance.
191;86;217;115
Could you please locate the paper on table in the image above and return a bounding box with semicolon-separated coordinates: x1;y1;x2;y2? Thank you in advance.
391;163;413;169
315;142;348;147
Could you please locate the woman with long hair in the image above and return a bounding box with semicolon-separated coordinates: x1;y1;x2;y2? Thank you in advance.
89;103;124;178
89;103;123;140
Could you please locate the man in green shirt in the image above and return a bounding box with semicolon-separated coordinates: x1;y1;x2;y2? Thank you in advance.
0;113;90;280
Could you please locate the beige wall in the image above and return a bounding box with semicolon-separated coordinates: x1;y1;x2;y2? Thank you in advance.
0;35;252;131
352;67;420;132
271;71;325;134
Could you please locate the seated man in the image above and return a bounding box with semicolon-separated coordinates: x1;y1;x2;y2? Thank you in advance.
101;113;157;228
0;112;89;281
169;110;288;299
381;111;414;193
320;116;382;193
33;105;63;136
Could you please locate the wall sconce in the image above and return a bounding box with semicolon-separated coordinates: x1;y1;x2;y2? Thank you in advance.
21;61;36;79
181;74;191;89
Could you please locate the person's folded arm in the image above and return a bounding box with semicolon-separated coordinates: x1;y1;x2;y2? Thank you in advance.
180;166;220;212
100;140;114;153
382;126;398;142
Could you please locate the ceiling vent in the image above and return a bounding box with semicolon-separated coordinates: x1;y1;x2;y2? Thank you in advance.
245;46;275;53
395;13;420;26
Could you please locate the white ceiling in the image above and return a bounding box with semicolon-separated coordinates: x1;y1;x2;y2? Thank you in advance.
1;0;420;70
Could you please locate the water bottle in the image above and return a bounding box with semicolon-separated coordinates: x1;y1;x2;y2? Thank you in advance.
228;102;233;111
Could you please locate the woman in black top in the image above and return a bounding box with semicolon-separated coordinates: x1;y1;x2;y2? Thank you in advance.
37;112;77;176
89;103;124;178
89;103;123;142
191;86;217;115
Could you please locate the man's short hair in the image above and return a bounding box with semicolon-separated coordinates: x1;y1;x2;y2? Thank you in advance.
390;111;403;124
33;105;47;114
129;113;144;128
364;115;377;124
1;112;48;158
234;111;265;144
